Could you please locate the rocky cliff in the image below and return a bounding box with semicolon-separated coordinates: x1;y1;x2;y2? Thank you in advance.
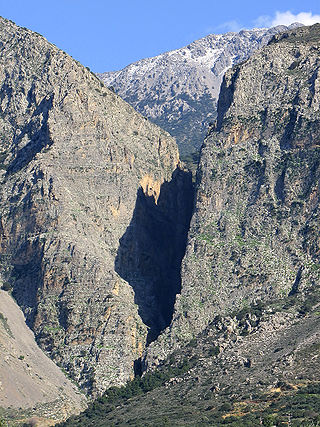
146;23;320;368
98;24;302;156
64;299;320;426
64;23;320;427
0;16;193;398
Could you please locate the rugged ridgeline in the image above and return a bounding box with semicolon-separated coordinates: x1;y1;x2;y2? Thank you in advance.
146;23;320;367
0;15;193;402
98;24;301;157
0;290;86;424
63;23;320;427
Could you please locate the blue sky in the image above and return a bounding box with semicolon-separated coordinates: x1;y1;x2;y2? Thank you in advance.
1;1;320;72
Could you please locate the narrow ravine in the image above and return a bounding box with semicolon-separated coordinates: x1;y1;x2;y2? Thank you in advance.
115;166;194;344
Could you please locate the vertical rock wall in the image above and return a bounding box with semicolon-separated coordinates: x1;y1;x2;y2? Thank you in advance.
0;17;191;395
145;24;320;368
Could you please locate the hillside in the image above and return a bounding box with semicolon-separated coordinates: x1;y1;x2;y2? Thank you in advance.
62;295;320;426
0;290;86;425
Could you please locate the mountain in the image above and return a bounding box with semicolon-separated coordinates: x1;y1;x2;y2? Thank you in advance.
98;24;302;158
2;14;320;427
0;290;86;425
0;14;193;410
146;20;320;371
64;23;320;426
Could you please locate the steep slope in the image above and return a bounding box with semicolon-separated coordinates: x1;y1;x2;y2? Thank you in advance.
0;289;86;424
62;23;320;427
0;16;193;397
98;24;301;157
62;295;320;426
146;23;320;368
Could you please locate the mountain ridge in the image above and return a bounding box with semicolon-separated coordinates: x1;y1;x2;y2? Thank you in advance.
98;23;303;156
145;21;320;371
1;16;320;427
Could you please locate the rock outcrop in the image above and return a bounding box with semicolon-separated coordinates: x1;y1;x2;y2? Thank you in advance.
98;24;302;156
0;16;193;396
146;23;320;367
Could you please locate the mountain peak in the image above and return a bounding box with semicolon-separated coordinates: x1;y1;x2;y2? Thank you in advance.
98;24;302;156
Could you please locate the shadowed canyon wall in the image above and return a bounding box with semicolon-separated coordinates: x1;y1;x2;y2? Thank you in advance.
115;168;193;344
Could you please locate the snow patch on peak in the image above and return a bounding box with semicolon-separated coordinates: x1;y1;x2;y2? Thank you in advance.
98;25;299;156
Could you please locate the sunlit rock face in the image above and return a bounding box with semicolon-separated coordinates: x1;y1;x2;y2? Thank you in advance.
0;16;193;396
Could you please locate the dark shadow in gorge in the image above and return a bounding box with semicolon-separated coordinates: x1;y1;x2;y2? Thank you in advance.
115;167;194;344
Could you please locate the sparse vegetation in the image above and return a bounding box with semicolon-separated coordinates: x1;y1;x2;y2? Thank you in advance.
1;282;12;292
60;358;195;426
0;312;13;338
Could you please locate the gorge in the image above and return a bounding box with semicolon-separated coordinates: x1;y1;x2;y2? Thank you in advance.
0;16;320;427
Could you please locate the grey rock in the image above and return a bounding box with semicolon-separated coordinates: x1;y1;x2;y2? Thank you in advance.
0;16;192;397
146;23;320;368
0;289;86;422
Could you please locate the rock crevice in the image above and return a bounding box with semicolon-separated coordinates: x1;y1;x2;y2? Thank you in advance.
115;167;194;343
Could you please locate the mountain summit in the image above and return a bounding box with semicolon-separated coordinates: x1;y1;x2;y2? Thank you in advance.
98;24;302;157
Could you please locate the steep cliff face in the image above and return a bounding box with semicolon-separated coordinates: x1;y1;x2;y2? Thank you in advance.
0;17;192;396
146;23;320;367
99;24;301;156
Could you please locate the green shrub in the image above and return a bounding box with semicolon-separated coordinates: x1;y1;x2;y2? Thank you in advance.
0;312;13;337
219;402;232;412
188;338;197;348
1;282;12;291
262;414;277;426
208;346;220;357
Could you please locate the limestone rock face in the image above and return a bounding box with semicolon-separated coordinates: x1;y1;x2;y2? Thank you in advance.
0;17;191;395
98;24;302;156
145;24;320;367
